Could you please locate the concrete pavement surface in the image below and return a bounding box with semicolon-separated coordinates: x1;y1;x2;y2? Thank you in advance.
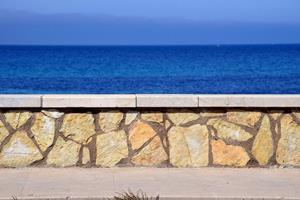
0;167;299;200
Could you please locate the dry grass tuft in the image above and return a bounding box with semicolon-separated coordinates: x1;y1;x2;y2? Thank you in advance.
11;190;159;200
11;196;18;200
112;190;159;200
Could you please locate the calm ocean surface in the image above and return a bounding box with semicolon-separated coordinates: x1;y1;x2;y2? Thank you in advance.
0;45;300;94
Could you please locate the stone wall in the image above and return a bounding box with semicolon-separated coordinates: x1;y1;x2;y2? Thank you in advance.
0;108;299;168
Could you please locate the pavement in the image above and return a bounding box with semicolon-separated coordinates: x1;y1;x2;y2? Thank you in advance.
0;167;300;200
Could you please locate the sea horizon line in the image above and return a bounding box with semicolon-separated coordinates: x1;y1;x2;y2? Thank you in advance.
1;43;300;47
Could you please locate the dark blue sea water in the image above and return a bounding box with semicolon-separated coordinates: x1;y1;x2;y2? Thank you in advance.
0;45;300;94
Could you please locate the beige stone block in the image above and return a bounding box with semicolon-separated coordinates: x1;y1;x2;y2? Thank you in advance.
132;136;167;166
47;137;80;167
125;111;139;125
60;113;95;144
0;131;43;167
141;112;163;123
42;110;64;119
96;130;128;167
208;118;253;142
226;110;261;127
276;115;300;166
167;109;199;125
31;113;56;152
129;121;157;150
211;139;250;167
168;125;209;167
99;111;123;132
0;120;9;145
5;111;32;129
252;116;273;165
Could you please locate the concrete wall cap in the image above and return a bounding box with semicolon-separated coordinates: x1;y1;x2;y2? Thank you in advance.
42;94;136;108
0;94;300;108
0;95;41;107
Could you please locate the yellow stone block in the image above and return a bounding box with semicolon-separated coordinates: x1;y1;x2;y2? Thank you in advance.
226;110;261;127
168;125;209;167
141;112;163;123
125;111;139;125
99;110;124;132
167;109;199;125
42;110;64;119
4;111;32;129
208;118;253;142
96;130;128;167
60;113;95;144
0;131;43;167
129;121;157;150
31;113;56;152
211;139;250;167
0;120;9;145
276;115;300;166
47;137;80;167
132;135;167;166
252;116;273;165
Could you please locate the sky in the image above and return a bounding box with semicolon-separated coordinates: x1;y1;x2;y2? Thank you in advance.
1;0;300;45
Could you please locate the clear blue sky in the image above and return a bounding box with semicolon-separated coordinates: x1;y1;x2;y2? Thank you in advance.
1;0;300;45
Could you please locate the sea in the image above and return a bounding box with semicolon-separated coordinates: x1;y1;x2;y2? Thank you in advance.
0;44;300;94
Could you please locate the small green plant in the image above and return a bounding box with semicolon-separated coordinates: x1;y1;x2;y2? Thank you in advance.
112;190;159;200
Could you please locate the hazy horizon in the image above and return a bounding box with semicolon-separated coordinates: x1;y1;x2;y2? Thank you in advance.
1;0;300;45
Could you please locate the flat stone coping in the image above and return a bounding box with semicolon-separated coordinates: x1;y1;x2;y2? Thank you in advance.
0;95;41;108
0;168;299;200
0;94;300;108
